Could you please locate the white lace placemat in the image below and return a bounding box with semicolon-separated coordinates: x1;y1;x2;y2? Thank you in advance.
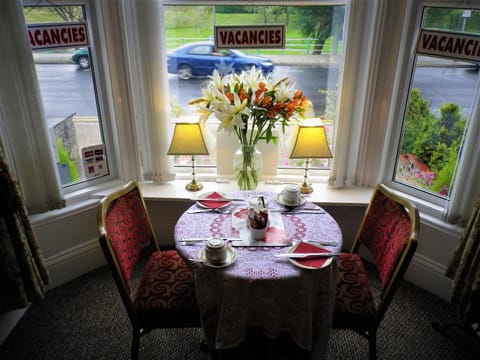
231;207;290;247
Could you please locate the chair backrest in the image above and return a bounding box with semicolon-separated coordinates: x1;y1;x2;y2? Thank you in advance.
97;181;159;302
352;184;419;319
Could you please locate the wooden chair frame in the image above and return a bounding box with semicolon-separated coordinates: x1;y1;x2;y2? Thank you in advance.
333;183;419;359
98;181;200;359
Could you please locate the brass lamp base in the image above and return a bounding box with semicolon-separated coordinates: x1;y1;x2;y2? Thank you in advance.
299;181;313;194
185;179;203;192
299;159;313;194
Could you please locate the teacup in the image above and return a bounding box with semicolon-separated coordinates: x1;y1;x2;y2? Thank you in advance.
204;238;228;265
281;184;302;205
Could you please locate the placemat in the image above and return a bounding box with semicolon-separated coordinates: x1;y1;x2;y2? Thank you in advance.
231;208;289;247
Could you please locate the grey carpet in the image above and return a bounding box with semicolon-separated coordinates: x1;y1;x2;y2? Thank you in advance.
0;264;478;360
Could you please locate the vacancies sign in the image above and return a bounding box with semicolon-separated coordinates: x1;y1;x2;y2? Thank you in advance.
416;29;480;63
214;25;285;49
28;23;88;50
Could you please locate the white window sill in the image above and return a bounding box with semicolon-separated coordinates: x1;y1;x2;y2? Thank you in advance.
92;179;374;206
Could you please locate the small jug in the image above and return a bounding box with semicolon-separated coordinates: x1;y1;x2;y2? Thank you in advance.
249;195;269;211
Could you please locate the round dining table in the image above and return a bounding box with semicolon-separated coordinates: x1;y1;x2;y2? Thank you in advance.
174;190;343;359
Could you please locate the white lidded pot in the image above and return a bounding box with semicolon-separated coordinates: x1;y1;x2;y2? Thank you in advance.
204;238;228;265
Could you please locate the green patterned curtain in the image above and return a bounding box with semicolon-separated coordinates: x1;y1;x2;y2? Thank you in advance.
445;195;480;327
0;147;50;312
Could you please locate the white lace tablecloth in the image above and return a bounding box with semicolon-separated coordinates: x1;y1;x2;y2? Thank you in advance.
174;191;343;359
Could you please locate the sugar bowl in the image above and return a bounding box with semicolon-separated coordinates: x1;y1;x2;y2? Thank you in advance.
204;238;228;265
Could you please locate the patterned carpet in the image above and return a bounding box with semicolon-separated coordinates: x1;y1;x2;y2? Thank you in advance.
0;264;478;360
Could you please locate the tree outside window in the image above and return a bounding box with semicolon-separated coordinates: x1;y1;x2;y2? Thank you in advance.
394;7;479;198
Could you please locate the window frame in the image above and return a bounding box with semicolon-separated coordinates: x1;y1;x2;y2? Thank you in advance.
21;0;122;200
380;0;480;221
7;0;445;218
162;1;347;182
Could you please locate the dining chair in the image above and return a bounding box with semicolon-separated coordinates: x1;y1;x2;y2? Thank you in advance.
97;181;200;360
333;183;419;360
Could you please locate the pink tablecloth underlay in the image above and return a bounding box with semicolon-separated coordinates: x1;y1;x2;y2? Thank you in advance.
174;191;343;356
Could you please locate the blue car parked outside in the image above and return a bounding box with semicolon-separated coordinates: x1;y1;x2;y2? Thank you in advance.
167;42;274;80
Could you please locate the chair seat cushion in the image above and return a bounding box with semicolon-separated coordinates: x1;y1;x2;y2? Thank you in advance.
333;253;376;329
134;250;199;325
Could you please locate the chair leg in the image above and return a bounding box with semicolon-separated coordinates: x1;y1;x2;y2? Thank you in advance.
369;329;377;360
131;327;141;360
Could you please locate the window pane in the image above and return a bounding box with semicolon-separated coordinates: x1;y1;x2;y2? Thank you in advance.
24;5;109;188
165;5;344;172
394;7;480;198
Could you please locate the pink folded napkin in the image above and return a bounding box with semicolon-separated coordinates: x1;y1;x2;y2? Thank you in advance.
291;241;332;269
198;192;230;209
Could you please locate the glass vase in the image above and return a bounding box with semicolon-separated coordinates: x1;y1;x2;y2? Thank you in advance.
233;144;263;190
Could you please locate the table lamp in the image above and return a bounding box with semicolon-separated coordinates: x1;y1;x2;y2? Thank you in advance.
167;122;209;191
289;124;333;194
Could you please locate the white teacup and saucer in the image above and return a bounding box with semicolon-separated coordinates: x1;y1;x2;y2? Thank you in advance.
199;238;237;268
276;184;306;207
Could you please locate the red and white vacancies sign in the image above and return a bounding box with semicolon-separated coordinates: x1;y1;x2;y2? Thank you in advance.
28;23;88;50
416;29;480;63
215;25;285;49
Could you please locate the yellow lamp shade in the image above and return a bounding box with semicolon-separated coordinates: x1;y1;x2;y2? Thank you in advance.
289;125;333;159
167;123;209;155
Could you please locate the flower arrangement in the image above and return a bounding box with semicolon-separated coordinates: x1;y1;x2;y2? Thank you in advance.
189;67;310;189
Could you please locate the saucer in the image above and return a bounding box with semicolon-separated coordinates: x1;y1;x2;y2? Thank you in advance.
196;191;231;209
199;247;237;268
276;192;306;207
287;242;333;270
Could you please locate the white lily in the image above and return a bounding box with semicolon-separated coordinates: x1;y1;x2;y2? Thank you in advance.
215;92;251;133
275;80;296;102
208;70;229;90
187;67;309;191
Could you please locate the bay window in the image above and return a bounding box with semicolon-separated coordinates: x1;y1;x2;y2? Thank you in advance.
5;0;478;226
22;2;115;192
164;3;345;181
382;1;480;223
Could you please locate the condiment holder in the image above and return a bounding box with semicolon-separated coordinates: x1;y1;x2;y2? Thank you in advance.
248;196;269;240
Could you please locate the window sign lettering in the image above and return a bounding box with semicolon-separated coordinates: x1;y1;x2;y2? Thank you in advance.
415;29;480;63
27;23;88;50
214;25;285;49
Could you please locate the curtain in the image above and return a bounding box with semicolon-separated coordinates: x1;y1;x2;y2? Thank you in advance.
0;148;50;312
445;194;480;327
0;0;65;214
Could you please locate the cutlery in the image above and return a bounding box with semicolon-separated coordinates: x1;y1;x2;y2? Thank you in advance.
187;208;232;214
300;240;337;246
284;210;325;214
273;210;325;214
191;197;244;202
269;208;324;213
274;252;340;259
180;237;242;242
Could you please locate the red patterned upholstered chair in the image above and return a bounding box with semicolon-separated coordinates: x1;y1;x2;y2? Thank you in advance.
333;184;419;360
97;181;200;360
